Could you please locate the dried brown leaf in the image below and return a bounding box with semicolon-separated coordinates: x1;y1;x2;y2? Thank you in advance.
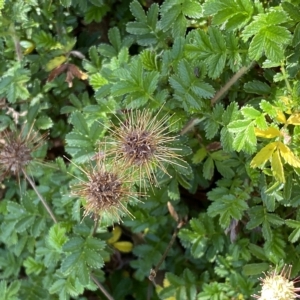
47;64;68;82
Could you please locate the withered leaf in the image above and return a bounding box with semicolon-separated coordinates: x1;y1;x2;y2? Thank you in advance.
47;63;88;87
47;64;68;82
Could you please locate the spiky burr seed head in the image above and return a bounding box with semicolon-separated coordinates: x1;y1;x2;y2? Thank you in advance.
105;109;183;186
253;265;300;300
0;127;45;178
72;158;137;223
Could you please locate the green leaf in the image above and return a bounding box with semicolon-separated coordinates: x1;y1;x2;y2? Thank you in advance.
203;157;214;180
23;257;44;275
169;59;214;111
215;160;235;179
286;219;300;243
246;205;264;227
85;236;106;250
15;216;35;233
89;73;108;90
89;0;104;7
98;44;117;58
49;276;84;298
249;243;267;260
204;104;223;139
182;1;202;18
282;2;300;22
84;5;109;24
60;0;72;7
61;237;106;285
191;81;215;99
160;0;201;37
248;32;265;61
69;111;89;136
0;280;21;300
61;251;81;272
228;119;256;153
208;26;226;51
33;31;57;49
185;27;229;78
129;0;147;22
65;132;93;148
19;279;49;300
159;269;197;300
192;148;207;164
241;106;261;119
63;237;85;252
242;11;291;62
126;1;160;46
242;263;269;276
283;173;293;201
207;193;249;229
84;45;102;73
203;0;254;30
36;116;53;129
226;32;243;72
126;22;150;35
160;2;182;33
264;37;285;62
108;27;122;51
190;236;208;258
207;27;226;78
13;235;28;257
147;3;159;29
293;23;300;47
48;224;68;252
247;205;283;241
0;65;30;103
168;178;180;200
110;57;160;108
140;50;160;71
244;80;271;95
264;231;286;262
260;100;277;117
228;119;253;132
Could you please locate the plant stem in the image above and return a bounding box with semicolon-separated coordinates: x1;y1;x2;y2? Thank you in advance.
281;62;292;93
90;274;115;300
149;221;184;283
210;61;256;106
22;170;58;223
180;62;256;135
9;23;22;61
92;215;100;236
180;117;205;135
24;171;112;300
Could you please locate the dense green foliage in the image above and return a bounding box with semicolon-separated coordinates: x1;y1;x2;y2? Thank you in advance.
1;0;300;299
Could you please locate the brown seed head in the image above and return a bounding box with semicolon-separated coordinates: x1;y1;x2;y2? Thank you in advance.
0;126;46;178
72;156;138;223
104;109;183;186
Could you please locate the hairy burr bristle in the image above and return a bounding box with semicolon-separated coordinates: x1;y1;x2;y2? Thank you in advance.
103;109;184;186
122;130;157;165
0;127;45;178
72;158;137;222
88;171;122;208
1;140;32;173
253;265;300;300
